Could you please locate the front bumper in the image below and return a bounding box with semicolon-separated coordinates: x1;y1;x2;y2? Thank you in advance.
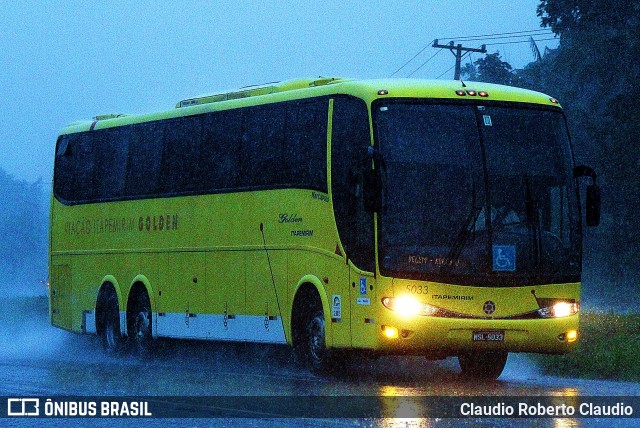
374;312;579;356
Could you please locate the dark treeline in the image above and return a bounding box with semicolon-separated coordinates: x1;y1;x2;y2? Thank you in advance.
464;0;639;307
0;168;48;295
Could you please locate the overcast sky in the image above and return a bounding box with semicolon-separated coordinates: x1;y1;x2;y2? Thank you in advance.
0;1;558;183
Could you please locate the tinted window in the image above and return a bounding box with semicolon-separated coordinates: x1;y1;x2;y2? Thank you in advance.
240;104;286;187
331;97;374;272
125;122;164;197
93;127;129;200
286;99;328;191
159;116;201;194
73;135;94;201
200;109;242;191
53;135;77;202
54;96;329;204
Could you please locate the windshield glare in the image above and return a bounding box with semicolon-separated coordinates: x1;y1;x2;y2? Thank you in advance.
375;102;580;286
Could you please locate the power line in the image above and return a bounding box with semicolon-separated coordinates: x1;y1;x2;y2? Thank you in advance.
437;29;551;42
485;37;558;46
390;44;432;77
406;49;443;77
437;32;553;43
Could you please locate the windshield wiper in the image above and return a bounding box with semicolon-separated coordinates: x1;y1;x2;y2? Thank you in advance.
441;181;481;273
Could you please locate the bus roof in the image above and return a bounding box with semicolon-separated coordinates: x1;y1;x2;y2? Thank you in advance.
59;78;561;135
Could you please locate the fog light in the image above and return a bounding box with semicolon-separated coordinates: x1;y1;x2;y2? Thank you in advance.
566;330;578;342
382;325;399;339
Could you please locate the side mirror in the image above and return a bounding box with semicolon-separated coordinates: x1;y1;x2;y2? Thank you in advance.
362;169;381;212
586;184;601;227
573;165;601;227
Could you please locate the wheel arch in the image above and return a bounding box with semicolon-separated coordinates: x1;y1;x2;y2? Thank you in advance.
289;275;330;347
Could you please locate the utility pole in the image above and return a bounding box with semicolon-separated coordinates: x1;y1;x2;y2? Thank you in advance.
432;40;487;80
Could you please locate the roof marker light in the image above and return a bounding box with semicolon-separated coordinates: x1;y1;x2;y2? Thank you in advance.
550;97;559;104
478;91;489;97
378;89;389;95
455;90;466;96
467;90;477;96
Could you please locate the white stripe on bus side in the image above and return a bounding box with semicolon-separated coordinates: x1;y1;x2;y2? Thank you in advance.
155;313;287;344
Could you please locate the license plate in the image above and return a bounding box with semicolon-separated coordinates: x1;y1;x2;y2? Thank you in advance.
472;331;505;342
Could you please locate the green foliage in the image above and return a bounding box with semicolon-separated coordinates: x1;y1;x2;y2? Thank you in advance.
460;62;478;81
519;0;640;289
461;52;522;86
537;0;640;35
534;313;640;381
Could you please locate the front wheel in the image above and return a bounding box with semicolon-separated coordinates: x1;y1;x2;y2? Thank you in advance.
305;310;328;372
458;351;508;380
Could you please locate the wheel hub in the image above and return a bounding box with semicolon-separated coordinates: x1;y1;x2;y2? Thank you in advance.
308;316;325;362
135;311;149;341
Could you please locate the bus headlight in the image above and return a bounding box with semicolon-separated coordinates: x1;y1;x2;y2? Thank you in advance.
381;296;438;317
538;301;579;318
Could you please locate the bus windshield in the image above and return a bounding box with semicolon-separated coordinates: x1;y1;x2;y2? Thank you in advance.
375;102;581;286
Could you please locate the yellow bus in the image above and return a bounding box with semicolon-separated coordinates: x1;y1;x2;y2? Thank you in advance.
50;77;600;379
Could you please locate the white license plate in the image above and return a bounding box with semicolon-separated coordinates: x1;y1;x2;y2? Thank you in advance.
472;331;505;342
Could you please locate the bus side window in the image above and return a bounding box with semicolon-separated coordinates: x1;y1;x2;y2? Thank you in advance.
285;98;329;192
53;135;76;202
93;127;129;200
125;122;164;198
331;97;375;273
159;116;202;195
240;104;286;188
73;135;94;202
200;109;242;192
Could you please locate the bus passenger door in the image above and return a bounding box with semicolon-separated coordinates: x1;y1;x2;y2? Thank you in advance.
330;96;377;349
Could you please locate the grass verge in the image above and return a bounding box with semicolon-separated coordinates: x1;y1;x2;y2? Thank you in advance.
533;312;640;382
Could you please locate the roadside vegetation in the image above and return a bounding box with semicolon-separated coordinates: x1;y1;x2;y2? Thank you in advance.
534;312;640;382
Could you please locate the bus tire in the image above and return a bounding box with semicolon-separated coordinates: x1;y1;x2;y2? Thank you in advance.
129;290;153;356
305;310;329;372
99;290;125;354
457;351;508;380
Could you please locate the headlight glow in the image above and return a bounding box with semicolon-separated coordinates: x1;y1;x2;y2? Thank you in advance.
381;296;439;317
538;301;579;318
552;302;573;318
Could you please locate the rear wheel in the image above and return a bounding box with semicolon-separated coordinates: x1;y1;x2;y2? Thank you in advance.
458;351;508;380
100;292;125;354
129;291;153;356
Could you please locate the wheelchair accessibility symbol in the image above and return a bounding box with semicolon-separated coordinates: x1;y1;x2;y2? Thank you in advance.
493;245;516;272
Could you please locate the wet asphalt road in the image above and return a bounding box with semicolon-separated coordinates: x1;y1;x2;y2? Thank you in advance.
0;297;638;427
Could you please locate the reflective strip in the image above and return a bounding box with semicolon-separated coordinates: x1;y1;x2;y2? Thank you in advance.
156;313;286;344
120;311;127;336
83;311;97;334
